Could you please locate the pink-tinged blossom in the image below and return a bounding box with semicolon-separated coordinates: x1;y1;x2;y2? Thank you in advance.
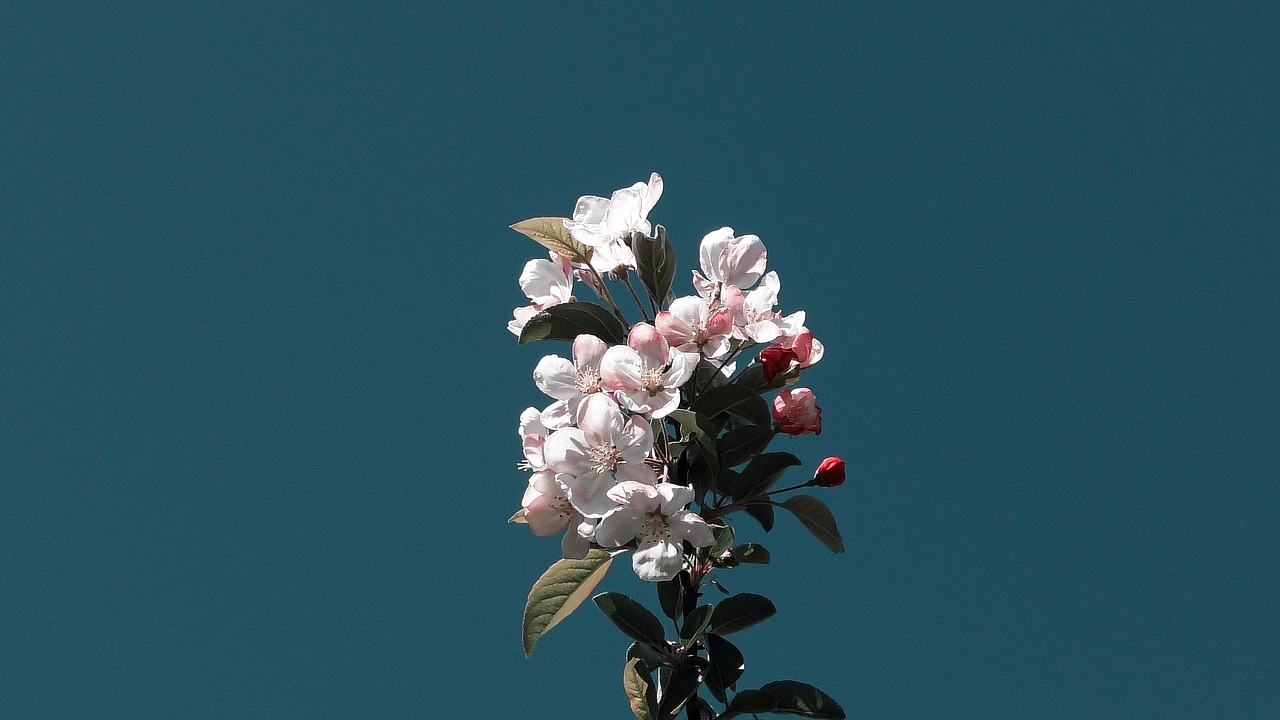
563;173;663;249
586;238;637;275
600;323;696;419
543;394;657;518
532;334;610;427
722;272;788;344
518;407;551;470
778;327;824;368
773;387;823;436
655;296;734;360
594;482;716;582
692;227;768;301
508;255;574;336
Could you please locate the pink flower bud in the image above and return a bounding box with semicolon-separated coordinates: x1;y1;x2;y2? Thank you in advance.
772;387;822;436
812;456;846;487
759;346;799;382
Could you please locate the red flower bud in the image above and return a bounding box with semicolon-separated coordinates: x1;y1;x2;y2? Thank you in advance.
812;456;846;487
758;345;799;383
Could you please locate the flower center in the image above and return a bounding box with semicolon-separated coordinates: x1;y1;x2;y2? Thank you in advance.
588;443;622;473
642;367;665;395
576;366;601;394
640;512;670;540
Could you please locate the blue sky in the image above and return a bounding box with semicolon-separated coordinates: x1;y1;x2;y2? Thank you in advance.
2;3;1277;718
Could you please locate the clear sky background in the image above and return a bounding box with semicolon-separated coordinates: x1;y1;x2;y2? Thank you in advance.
3;3;1277;719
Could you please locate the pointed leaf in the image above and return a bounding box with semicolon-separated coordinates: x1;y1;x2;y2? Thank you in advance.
633;224;677;305
691;359;730;392
704;632;745;703
594;592;667;645
655;665;701;720
719;689;776;718
680;604;714;645
730;543;772;564
780;495;846;553
710;592;777;635
717;425;775;468
710;525;735;558
510;216;594;265
691;384;770;428
627;641;667;674
508;508;528;524
736;452;801;500
518;301;627;345
522;549;615;657
657;577;683;621
758;680;846;718
743;502;775;532
623;658;657;720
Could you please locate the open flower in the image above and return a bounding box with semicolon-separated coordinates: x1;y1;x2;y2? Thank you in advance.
722;272;787;344
692;227;768;301
773;387;822;436
594;482;715;582
778;327;824;368
600;323;696;418
532;334;610;428
508;255;574;336
542;394;656;517
564;173;663;248
655;296;734;360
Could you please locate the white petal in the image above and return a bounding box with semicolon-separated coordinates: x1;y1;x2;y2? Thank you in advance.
632;537;684;582
533;355;580;401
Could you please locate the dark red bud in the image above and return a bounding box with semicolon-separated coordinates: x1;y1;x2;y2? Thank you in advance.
812;456;846;487
759;346;799;383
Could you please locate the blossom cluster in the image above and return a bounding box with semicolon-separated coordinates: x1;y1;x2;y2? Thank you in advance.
510;173;830;582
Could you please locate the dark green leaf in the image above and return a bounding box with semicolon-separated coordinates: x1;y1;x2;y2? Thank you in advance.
717;425;775;468
633;225;678;305
686;444;718;501
691;359;730;392
780;495;846;553
758;680;846;718
522;549;616;657
593;592;667;645
518;301;627;345
667;410;717;459
626;642;667;674
710;592;777;635
623;658;657;720
680;604;714;645
657;577;682;621
710;525;735;558
691;384;770;428
743;502;775;532
655;665;702;720
720;689;777;719
704;632;745;703
734;363;801;393
736;452;802;500
510;216;595;265
730;543;772;564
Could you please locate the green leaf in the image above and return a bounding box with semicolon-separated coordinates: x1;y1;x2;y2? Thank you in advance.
657;577;683;621
704;632;745;703
736;452;801;500
667;409;716;458
510;216;594;265
691;359;730;392
710;525;735;558
719;689;776;719
734;363;801;393
518;301;627;345
626;641;667;674
691;384;771;428
758;680;846;718
655;665;701;720
633;224;677;305
743;502;775;532
623;658;657;720
717;425;774;468
522;549;615;657
679;604;714;645
710;592;777;635
780;495;846;553
730;543;772;564
593;592;667;646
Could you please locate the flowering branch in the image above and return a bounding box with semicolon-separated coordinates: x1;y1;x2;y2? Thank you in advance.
508;174;846;720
